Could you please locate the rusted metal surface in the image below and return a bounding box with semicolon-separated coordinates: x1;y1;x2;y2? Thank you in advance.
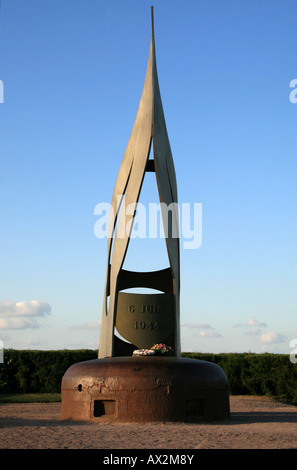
61;357;230;422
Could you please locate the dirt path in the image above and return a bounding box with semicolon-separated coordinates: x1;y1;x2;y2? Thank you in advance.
0;396;297;449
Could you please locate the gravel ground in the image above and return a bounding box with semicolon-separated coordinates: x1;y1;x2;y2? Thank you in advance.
0;395;297;450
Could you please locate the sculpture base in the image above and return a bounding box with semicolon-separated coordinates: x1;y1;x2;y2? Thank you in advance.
60;356;230;422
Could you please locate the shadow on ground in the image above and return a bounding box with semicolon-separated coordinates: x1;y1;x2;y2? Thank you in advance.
0;411;297;428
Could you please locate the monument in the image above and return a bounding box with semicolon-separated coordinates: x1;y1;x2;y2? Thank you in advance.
60;7;230;422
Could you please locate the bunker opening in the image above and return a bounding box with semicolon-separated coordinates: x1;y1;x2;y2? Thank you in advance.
94;400;116;417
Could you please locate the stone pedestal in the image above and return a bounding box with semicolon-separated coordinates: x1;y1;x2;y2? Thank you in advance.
60;356;230;422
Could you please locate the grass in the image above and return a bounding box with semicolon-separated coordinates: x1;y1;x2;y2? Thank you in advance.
0;393;61;403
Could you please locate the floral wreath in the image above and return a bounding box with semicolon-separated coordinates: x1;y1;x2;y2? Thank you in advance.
133;343;174;356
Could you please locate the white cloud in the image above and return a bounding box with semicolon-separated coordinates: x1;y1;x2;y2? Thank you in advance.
181;323;221;339
71;320;101;330
246;317;267;327
195;331;222;338
0;300;51;318
9;338;49;349
245;328;262;336
0;300;51;329
233;317;267;328
182;323;213;329
0;317;39;329
260;332;287;344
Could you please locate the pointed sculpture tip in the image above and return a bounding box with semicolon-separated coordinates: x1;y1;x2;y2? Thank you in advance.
151;5;154;40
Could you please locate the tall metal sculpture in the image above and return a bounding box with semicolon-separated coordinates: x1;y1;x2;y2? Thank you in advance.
99;6;180;359
61;7;230;423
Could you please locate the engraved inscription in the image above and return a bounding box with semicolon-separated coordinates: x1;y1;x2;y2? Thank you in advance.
116;292;174;348
128;304;164;314
134;321;158;330
141;304;164;313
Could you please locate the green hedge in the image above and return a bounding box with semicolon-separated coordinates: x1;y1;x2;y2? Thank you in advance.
0;349;97;394
1;350;297;405
183;352;297;405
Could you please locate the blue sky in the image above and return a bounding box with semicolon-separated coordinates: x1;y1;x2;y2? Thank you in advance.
0;0;296;354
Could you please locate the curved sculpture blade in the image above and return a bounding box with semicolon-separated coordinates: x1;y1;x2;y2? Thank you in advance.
99;7;180;358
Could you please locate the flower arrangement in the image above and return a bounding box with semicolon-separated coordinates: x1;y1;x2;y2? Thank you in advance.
132;348;155;356
150;343;174;356
132;343;174;357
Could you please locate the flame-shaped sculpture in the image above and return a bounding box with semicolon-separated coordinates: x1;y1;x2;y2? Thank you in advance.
99;6;180;358
61;7;230;424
